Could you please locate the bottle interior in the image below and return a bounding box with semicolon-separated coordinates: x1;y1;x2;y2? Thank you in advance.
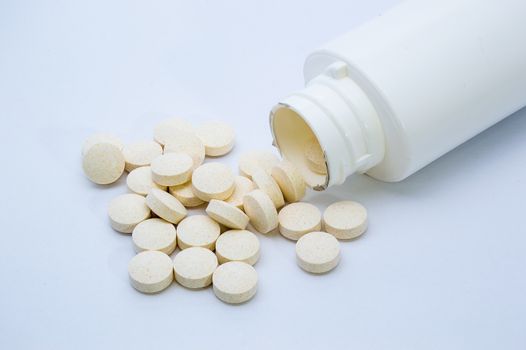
271;105;329;190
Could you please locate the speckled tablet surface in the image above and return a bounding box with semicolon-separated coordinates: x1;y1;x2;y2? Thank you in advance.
173;247;218;289
128;250;174;293
215;229;260;265
278;202;321;241
212;261;257;304
295;231;340;274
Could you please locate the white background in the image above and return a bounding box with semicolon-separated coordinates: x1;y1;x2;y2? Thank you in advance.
1;0;526;349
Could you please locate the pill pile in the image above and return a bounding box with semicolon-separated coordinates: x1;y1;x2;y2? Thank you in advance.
82;117;368;304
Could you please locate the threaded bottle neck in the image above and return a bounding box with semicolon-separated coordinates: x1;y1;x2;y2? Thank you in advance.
270;62;385;189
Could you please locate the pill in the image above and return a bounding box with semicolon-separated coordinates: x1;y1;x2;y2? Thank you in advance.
150;153;193;187
238;150;280;178
271;160;306;203
121;141;163;172
215;229;260;265
145;188;187;224
82;142;125;185
153;117;194;146
278;202;322;241
191;162;235;201
212;261;258;304
126;166;166;196
225;175;255;209
205;200;249;230
108;193;151;233
251;167;285;208
176;214;220;250
128;251;174;293
168;181;204;207
163;130;205;169
173;247;218;289
242;189;278;234
82;133;123;156
132;218;177;254
304;138;327;175
323;201;368;239
295;231;340;274
195;121;235;156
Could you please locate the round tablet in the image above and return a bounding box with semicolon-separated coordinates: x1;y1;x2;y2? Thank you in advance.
82;133;123;156
304;138;327;175
173;247;218;289
132;218;177;254
225;176;255;209
108;193;151;233
195;121;235;156
191;162;235;201
168;181;204;207
206;200;249;230
122;141;163;172
296;231;340;274
212;261;258;304
82;142;125;185
238;150;280;178
215;230;260;265
323;201;368;239
271;160;306;203
177;215;221;250
251;167;285;208
163;130;205;169
153;117;194;146
151;153;193;186
278;202;322;240
242;189;278;234
145;188;187;224
126;166;166;196
128;251;174;293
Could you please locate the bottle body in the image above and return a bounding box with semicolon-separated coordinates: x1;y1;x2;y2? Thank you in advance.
270;0;526;189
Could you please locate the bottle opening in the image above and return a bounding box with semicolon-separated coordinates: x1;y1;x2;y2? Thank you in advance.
270;104;329;190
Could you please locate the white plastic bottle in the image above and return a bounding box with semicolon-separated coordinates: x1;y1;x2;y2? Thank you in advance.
270;0;526;190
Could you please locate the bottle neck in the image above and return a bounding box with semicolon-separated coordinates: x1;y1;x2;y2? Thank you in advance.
270;62;385;189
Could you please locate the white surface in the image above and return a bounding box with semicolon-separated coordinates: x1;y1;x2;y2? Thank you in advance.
1;0;525;349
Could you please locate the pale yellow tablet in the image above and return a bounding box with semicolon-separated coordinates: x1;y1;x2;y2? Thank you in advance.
238;150;279;178
108;193;151;233
176;215;221;250
215;230;260;265
150;153;193;187
191;162;235;201
304;138;327;175
122;141;163;172
83;142;125;185
323;201;368;239
251;167;285;208
132;218;177;254
206;200;249;230
168;181;204;208
278;202;322;241
128;251;174;293
126;166;166;196
242;189;278;234
145;188;187;224
225;176;255;209
212;261;258;304
163;130;205;170
195;121;235;156
296;231;340;274
271;160;306;203
173;247;218;289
